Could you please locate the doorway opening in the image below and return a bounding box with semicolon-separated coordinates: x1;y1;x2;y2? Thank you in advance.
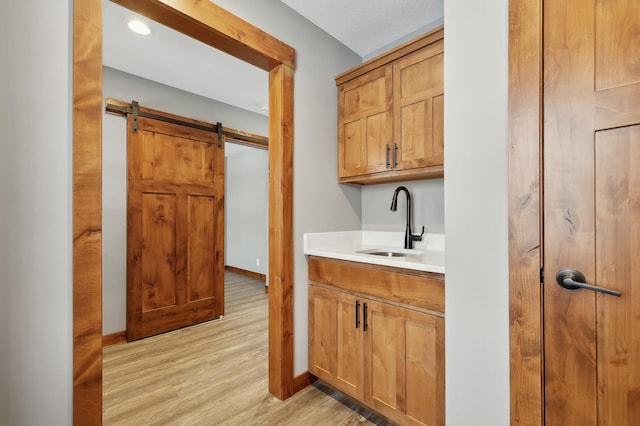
73;1;296;422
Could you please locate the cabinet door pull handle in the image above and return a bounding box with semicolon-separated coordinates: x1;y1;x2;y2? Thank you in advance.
393;143;398;168
386;144;391;168
355;300;360;328
363;302;368;332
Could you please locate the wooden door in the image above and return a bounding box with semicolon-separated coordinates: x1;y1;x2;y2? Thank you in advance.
338;65;393;179
127;110;225;341
393;41;444;172
308;284;363;399
364;300;444;426
543;0;640;423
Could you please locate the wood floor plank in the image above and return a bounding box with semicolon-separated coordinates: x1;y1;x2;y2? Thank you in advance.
103;271;391;425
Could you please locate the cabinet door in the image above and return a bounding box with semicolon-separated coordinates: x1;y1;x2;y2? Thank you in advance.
338;65;393;179
309;285;364;399
393;41;444;172
364;300;445;426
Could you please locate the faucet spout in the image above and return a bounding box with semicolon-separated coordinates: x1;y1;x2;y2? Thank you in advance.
390;186;424;249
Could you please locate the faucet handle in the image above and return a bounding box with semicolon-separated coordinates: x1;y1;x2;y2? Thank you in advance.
411;226;425;242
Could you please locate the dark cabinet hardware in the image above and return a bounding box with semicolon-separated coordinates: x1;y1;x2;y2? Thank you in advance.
386;144;391;168
355;300;360;328
555;269;621;297
363;303;368;332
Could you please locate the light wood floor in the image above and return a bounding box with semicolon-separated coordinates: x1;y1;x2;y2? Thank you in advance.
103;271;392;425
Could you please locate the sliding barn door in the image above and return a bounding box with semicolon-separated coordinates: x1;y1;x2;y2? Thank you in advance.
126;109;224;341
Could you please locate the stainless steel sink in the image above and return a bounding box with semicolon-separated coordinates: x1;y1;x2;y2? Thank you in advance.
356;248;415;257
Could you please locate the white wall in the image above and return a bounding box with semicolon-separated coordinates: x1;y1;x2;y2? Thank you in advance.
444;0;510;424
361;179;445;234
102;66;269;334
225;144;269;276
213;0;363;375
0;1;73;424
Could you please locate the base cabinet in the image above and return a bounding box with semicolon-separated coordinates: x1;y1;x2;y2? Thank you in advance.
308;258;445;426
365;299;444;426
309;285;364;399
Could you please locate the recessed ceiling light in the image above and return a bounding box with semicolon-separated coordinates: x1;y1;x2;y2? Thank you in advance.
128;20;151;36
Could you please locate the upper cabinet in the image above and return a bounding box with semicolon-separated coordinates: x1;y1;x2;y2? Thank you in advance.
336;26;444;184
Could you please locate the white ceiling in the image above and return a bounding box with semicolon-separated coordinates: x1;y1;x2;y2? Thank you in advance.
103;0;444;117
279;0;444;57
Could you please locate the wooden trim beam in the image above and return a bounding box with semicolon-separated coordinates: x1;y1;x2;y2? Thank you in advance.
294;372;317;393
508;0;544;424
103;331;127;347
110;0;295;71
225;265;267;282
268;63;295;400
73;0;103;423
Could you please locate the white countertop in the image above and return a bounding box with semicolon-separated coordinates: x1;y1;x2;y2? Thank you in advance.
303;231;445;274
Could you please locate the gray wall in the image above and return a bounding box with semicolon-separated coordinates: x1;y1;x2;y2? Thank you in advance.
225;144;269;276
361;179;445;234
444;0;510;424
102;66;269;334
0;1;73;424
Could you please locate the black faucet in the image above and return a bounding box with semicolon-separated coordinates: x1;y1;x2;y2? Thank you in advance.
390;186;425;249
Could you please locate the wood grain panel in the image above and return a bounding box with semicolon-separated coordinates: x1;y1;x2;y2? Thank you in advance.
141;193;177;311
400;102;427;159
405;319;435;425
338;65;393;179
366;302;403;414
111;0;295;71
309;286;336;378
595;125;640;425
73;0;103;422
343;120;363;170
268;63;295;400
141;126;215;185
336;296;362;398
307;257;445;315
187;195;215;302
508;0;544;423
342;70;389;118
308;261;445;425
432;95;444;158
363;300;444;426
595;0;640;91
543;0;598;422
128;110;221;341
596;82;640;131
308;285;363;399
394;45;444;171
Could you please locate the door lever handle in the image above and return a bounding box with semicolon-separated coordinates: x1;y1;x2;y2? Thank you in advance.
555;269;621;297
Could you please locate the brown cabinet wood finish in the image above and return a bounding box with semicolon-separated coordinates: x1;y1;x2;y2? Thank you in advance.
308;257;445;426
336;26;444;184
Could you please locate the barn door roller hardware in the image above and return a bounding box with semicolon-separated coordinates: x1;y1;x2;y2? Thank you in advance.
104;99;269;149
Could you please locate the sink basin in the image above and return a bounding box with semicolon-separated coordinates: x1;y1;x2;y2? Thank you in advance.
356;248;420;258
364;251;409;257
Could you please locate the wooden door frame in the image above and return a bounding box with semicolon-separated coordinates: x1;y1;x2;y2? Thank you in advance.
508;0;544;424
73;0;296;422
